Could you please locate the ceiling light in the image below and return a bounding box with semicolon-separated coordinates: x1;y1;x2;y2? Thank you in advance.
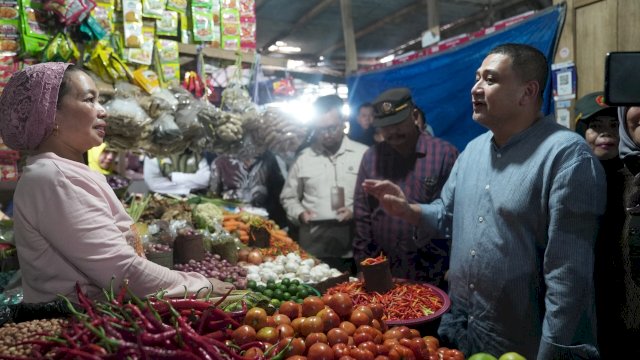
278;46;301;53
275;41;286;46
319;56;324;61
380;54;395;63
268;45;278;52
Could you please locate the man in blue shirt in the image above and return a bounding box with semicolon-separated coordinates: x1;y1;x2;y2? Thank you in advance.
363;44;604;359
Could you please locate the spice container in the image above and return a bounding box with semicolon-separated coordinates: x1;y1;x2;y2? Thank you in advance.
361;257;393;293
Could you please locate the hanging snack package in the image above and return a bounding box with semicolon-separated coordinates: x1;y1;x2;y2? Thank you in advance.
44;0;96;25
191;0;213;9
122;0;142;48
19;0;52;56
179;13;190;44
0;0;19;56
156;39;180;83
156;10;178;37
85;40;133;83
42;31;80;62
141;0;163;19
92;0;114;34
165;0;186;14
220;7;240;50
133;67;160;94
240;16;255;50
126;20;154;65
191;7;214;42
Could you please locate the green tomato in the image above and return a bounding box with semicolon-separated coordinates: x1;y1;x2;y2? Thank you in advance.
498;352;527;360
468;353;498;360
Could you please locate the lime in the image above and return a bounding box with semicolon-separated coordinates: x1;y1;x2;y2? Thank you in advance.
263;289;274;298
256;285;266;293
498;353;526;360
273;289;284;300
290;279;300;286
294;297;303;304
247;280;257;290
469;353;499;360
270;298;281;307
297;288;309;299
282;292;292;301
266;279;276;287
287;284;298;294
280;278;291;286
267;282;277;291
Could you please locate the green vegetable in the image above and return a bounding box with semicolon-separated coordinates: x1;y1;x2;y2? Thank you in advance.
191;202;224;231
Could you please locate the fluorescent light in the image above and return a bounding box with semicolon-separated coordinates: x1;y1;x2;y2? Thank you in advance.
287;60;305;69
380;54;395;63
275;41;286;46
268;45;278;52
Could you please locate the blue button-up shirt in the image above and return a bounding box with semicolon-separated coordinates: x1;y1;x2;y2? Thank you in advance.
419;116;604;359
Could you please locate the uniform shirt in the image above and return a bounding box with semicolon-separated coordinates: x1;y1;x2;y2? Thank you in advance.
143;155;210;196
13;153;211;302
419;116;604;359
280;137;368;223
353;132;458;284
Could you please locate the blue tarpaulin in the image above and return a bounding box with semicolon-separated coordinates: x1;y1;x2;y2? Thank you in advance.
347;5;565;151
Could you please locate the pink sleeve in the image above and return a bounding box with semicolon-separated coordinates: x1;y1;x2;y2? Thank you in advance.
33;173;211;298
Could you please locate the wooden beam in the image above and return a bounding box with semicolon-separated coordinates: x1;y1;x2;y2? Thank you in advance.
262;0;337;53
340;0;357;74
178;44;288;67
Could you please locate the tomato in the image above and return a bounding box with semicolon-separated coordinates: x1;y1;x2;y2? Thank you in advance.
232;325;257;346
243;346;264;359
355;325;382;344
306;332;329;348
327;328;350;346
371;319;383;331
281;337;307;357
307;342;335;360
383;328;403;341
408;330;421;339
339;321;357;336
280;301;302;319
301;316;324;337
302;296;326;317
333;343;351;358
244;307;268;330
350;348;375;360
404;338;430;360
318;308;342;332
395;327;411;339
287;356;308;360
350;310;371;327
374;356;390;360
388;345;416;360
327;293;354;318
291;317;305;336
354;306;374;321
353;331;374;345
274;313;292;325
266;316;278;328
276;324;295;339
338;356;357;360
376;344;390;356
256;326;279;344
369;304;384;321
422;336;439;350
358;341;379;356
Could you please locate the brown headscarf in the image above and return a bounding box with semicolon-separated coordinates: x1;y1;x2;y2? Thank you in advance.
0;62;71;151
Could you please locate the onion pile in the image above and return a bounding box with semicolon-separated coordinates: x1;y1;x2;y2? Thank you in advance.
145;243;172;253
174;253;248;289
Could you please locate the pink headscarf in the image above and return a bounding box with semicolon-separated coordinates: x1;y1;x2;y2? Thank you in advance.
0;62;72;151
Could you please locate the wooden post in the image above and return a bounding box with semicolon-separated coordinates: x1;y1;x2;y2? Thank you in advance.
340;0;358;75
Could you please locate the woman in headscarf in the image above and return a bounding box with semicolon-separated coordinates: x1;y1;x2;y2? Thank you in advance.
614;106;640;355
574;92;626;357
0;63;233;303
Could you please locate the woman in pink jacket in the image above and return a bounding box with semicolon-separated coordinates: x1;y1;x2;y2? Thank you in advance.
0;63;233;303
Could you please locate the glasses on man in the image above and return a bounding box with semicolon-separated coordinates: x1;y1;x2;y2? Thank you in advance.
315;124;342;135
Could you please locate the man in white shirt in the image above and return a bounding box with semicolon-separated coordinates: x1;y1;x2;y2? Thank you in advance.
280;95;368;273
